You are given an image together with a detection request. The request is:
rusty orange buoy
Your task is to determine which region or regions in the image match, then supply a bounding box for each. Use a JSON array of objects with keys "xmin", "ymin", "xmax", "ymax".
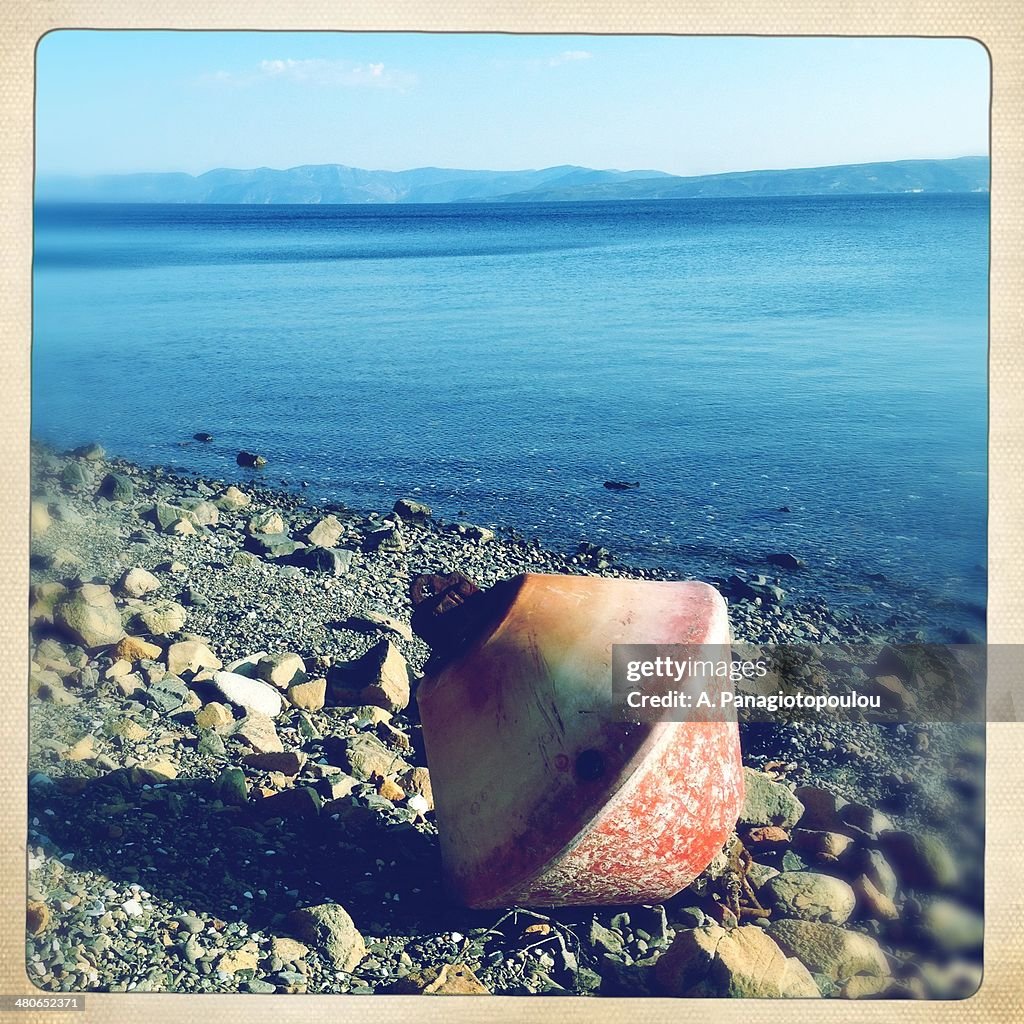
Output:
[{"xmin": 414, "ymin": 572, "xmax": 743, "ymax": 908}]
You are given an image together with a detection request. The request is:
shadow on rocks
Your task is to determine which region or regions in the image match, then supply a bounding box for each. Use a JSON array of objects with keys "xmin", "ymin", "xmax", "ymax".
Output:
[{"xmin": 28, "ymin": 769, "xmax": 468, "ymax": 939}]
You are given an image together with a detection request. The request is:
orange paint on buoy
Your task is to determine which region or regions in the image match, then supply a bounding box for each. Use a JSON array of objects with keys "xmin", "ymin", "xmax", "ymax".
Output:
[{"xmin": 415, "ymin": 573, "xmax": 743, "ymax": 907}]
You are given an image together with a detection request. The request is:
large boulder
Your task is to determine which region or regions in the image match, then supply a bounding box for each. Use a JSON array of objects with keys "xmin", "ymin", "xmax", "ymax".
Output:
[
  {"xmin": 766, "ymin": 919, "xmax": 890, "ymax": 983},
  {"xmin": 135, "ymin": 599, "xmax": 187, "ymax": 637},
  {"xmin": 213, "ymin": 485, "xmax": 251, "ymax": 512},
  {"xmin": 118, "ymin": 567, "xmax": 161, "ymax": 599},
  {"xmin": 740, "ymin": 768, "xmax": 805, "ymax": 827},
  {"xmin": 294, "ymin": 546, "xmax": 354, "ymax": 576},
  {"xmin": 246, "ymin": 510, "xmax": 286, "ymax": 536},
  {"xmin": 763, "ymin": 871, "xmax": 857, "ymax": 924},
  {"xmin": 98, "ymin": 472, "xmax": 134, "ymax": 503},
  {"xmin": 303, "ymin": 514, "xmax": 344, "ymax": 549},
  {"xmin": 328, "ymin": 638, "xmax": 411, "ymax": 713},
  {"xmin": 393, "ymin": 498, "xmax": 432, "ymax": 521},
  {"xmin": 879, "ymin": 830, "xmax": 959, "ymax": 892},
  {"xmin": 654, "ymin": 924, "xmax": 820, "ymax": 998},
  {"xmin": 54, "ymin": 586, "xmax": 125, "ymax": 648},
  {"xmin": 286, "ymin": 904, "xmax": 366, "ymax": 971}
]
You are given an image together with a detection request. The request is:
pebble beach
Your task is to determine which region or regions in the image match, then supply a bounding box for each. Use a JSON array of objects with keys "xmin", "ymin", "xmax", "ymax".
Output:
[{"xmin": 25, "ymin": 440, "xmax": 985, "ymax": 999}]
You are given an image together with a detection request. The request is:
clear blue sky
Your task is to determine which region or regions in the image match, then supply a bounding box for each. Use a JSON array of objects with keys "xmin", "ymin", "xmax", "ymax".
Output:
[{"xmin": 35, "ymin": 32, "xmax": 990, "ymax": 177}]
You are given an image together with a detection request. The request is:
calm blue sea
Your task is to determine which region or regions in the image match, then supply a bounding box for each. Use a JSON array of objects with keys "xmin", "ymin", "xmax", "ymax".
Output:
[{"xmin": 32, "ymin": 196, "xmax": 988, "ymax": 633}]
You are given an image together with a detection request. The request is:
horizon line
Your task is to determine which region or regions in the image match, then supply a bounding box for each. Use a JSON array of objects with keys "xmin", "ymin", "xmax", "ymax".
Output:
[{"xmin": 38, "ymin": 153, "xmax": 990, "ymax": 181}]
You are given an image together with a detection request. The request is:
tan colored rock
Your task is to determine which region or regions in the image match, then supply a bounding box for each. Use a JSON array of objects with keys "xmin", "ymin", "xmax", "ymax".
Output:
[
  {"xmin": 323, "ymin": 774, "xmax": 359, "ymax": 800},
  {"xmin": 27, "ymin": 900, "xmax": 50, "ymax": 936},
  {"xmin": 214, "ymin": 485, "xmax": 251, "ymax": 512},
  {"xmin": 358, "ymin": 639, "xmax": 411, "ymax": 713},
  {"xmin": 854, "ymin": 874, "xmax": 898, "ymax": 922},
  {"xmin": 397, "ymin": 767, "xmax": 434, "ymax": 811},
  {"xmin": 341, "ymin": 704, "xmax": 392, "ymax": 725},
  {"xmin": 65, "ymin": 735, "xmax": 97, "ymax": 762},
  {"xmin": 843, "ymin": 975, "xmax": 895, "ymax": 999},
  {"xmin": 118, "ymin": 567, "xmax": 161, "ymax": 598},
  {"xmin": 168, "ymin": 517, "xmax": 197, "ymax": 536},
  {"xmin": 54, "ymin": 588, "xmax": 125, "ymax": 648},
  {"xmin": 218, "ymin": 946, "xmax": 259, "ymax": 974},
  {"xmin": 257, "ymin": 652, "xmax": 307, "ymax": 690},
  {"xmin": 31, "ymin": 500, "xmax": 51, "ymax": 537},
  {"xmin": 792, "ymin": 829, "xmax": 853, "ymax": 864},
  {"xmin": 286, "ymin": 904, "xmax": 366, "ymax": 971},
  {"xmin": 305, "ymin": 514, "xmax": 344, "ymax": 548},
  {"xmin": 763, "ymin": 871, "xmax": 856, "ymax": 925},
  {"xmin": 113, "ymin": 635, "xmax": 163, "ymax": 662},
  {"xmin": 105, "ymin": 659, "xmax": 132, "ymax": 679},
  {"xmin": 376, "ymin": 777, "xmax": 405, "ymax": 802},
  {"xmin": 110, "ymin": 720, "xmax": 150, "ymax": 742},
  {"xmin": 187, "ymin": 500, "xmax": 220, "ymax": 526},
  {"xmin": 195, "ymin": 701, "xmax": 235, "ymax": 732},
  {"xmin": 333, "ymin": 733, "xmax": 410, "ymax": 781},
  {"xmin": 655, "ymin": 924, "xmax": 820, "ymax": 998},
  {"xmin": 270, "ymin": 936, "xmax": 309, "ymax": 963},
  {"xmin": 114, "ymin": 673, "xmax": 145, "ymax": 698},
  {"xmin": 135, "ymin": 599, "xmax": 187, "ymax": 637},
  {"xmin": 241, "ymin": 751, "xmax": 307, "ymax": 775},
  {"xmin": 137, "ymin": 757, "xmax": 178, "ymax": 780},
  {"xmin": 287, "ymin": 677, "xmax": 326, "ymax": 711},
  {"xmin": 247, "ymin": 510, "xmax": 285, "ymax": 536},
  {"xmin": 870, "ymin": 674, "xmax": 916, "ymax": 711},
  {"xmin": 167, "ymin": 639, "xmax": 222, "ymax": 677},
  {"xmin": 767, "ymin": 919, "xmax": 890, "ymax": 983},
  {"xmin": 392, "ymin": 963, "xmax": 490, "ymax": 995},
  {"xmin": 232, "ymin": 712, "xmax": 283, "ymax": 753}
]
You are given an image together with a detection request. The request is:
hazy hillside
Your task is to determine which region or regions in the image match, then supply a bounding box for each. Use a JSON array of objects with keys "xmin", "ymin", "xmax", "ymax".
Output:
[
  {"xmin": 36, "ymin": 157, "xmax": 988, "ymax": 204},
  {"xmin": 487, "ymin": 157, "xmax": 990, "ymax": 202},
  {"xmin": 35, "ymin": 164, "xmax": 671, "ymax": 205}
]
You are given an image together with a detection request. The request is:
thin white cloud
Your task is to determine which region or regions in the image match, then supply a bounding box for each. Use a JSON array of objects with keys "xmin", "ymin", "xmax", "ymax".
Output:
[
  {"xmin": 491, "ymin": 50, "xmax": 594, "ymax": 71},
  {"xmin": 546, "ymin": 50, "xmax": 593, "ymax": 67},
  {"xmin": 202, "ymin": 58, "xmax": 416, "ymax": 90}
]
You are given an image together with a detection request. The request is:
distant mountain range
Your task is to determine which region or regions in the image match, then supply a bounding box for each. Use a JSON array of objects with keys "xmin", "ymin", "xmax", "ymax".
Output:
[{"xmin": 36, "ymin": 156, "xmax": 989, "ymax": 205}]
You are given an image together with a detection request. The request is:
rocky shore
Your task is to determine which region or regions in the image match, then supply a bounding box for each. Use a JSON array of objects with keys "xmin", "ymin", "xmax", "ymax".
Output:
[{"xmin": 26, "ymin": 442, "xmax": 984, "ymax": 998}]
